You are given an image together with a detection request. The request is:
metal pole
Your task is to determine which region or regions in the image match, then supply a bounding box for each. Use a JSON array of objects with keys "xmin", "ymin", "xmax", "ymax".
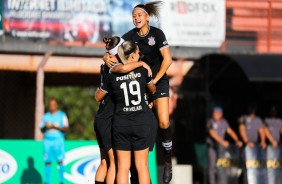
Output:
[{"xmin": 34, "ymin": 51, "xmax": 52, "ymax": 140}]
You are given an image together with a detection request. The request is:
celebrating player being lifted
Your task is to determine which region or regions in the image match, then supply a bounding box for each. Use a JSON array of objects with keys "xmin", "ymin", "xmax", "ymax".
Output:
[
  {"xmin": 96, "ymin": 39, "xmax": 156, "ymax": 184},
  {"xmin": 104, "ymin": 1, "xmax": 173, "ymax": 182}
]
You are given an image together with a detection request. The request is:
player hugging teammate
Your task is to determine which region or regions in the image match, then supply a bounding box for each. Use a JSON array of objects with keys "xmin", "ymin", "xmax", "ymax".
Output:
[
  {"xmin": 95, "ymin": 36, "xmax": 156, "ymax": 184},
  {"xmin": 104, "ymin": 1, "xmax": 173, "ymax": 183}
]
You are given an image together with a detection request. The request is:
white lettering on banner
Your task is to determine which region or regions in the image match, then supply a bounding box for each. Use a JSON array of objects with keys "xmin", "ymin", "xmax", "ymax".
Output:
[
  {"xmin": 160, "ymin": 0, "xmax": 225, "ymax": 47},
  {"xmin": 64, "ymin": 146, "xmax": 101, "ymax": 184},
  {"xmin": 0, "ymin": 149, "xmax": 18, "ymax": 183},
  {"xmin": 7, "ymin": 0, "xmax": 107, "ymax": 13}
]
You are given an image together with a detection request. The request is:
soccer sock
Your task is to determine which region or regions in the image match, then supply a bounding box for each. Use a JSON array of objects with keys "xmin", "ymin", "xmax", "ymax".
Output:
[
  {"xmin": 94, "ymin": 181, "xmax": 104, "ymax": 184},
  {"xmin": 160, "ymin": 127, "xmax": 173, "ymax": 163},
  {"xmin": 59, "ymin": 164, "xmax": 64, "ymax": 183},
  {"xmin": 45, "ymin": 165, "xmax": 51, "ymax": 184}
]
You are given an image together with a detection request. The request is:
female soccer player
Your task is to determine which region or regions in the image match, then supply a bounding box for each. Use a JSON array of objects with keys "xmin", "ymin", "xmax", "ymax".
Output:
[
  {"xmin": 94, "ymin": 36, "xmax": 152, "ymax": 184},
  {"xmin": 104, "ymin": 1, "xmax": 173, "ymax": 182},
  {"xmin": 96, "ymin": 40, "xmax": 156, "ymax": 184}
]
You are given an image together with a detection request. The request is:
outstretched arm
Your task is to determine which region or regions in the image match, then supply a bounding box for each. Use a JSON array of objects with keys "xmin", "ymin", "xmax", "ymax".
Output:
[
  {"xmin": 153, "ymin": 47, "xmax": 172, "ymax": 84},
  {"xmin": 111, "ymin": 62, "xmax": 152, "ymax": 77}
]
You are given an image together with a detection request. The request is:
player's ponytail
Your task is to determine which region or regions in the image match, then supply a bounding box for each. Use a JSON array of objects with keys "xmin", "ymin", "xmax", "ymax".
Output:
[
  {"xmin": 118, "ymin": 41, "xmax": 138, "ymax": 80},
  {"xmin": 103, "ymin": 36, "xmax": 120, "ymax": 51},
  {"xmin": 134, "ymin": 1, "xmax": 163, "ymax": 19}
]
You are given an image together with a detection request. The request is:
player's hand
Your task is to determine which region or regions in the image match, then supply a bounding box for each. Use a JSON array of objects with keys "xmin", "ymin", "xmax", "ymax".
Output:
[
  {"xmin": 141, "ymin": 62, "xmax": 152, "ymax": 77},
  {"xmin": 45, "ymin": 123, "xmax": 53, "ymax": 129},
  {"xmin": 104, "ymin": 53, "xmax": 118, "ymax": 67},
  {"xmin": 247, "ymin": 141, "xmax": 255, "ymax": 148},
  {"xmin": 222, "ymin": 141, "xmax": 229, "ymax": 148},
  {"xmin": 260, "ymin": 141, "xmax": 266, "ymax": 149},
  {"xmin": 236, "ymin": 141, "xmax": 243, "ymax": 147},
  {"xmin": 148, "ymin": 102, "xmax": 153, "ymax": 109},
  {"xmin": 271, "ymin": 140, "xmax": 278, "ymax": 148}
]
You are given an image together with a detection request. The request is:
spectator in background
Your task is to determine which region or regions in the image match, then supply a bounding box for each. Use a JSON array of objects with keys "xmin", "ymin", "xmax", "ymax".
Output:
[
  {"xmin": 41, "ymin": 98, "xmax": 69, "ymax": 184},
  {"xmin": 239, "ymin": 105, "xmax": 266, "ymax": 184},
  {"xmin": 206, "ymin": 107, "xmax": 242, "ymax": 184},
  {"xmin": 264, "ymin": 106, "xmax": 282, "ymax": 184}
]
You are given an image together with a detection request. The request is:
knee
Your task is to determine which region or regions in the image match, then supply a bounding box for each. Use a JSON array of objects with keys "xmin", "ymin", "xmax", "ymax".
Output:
[
  {"xmin": 159, "ymin": 120, "xmax": 170, "ymax": 129},
  {"xmin": 135, "ymin": 161, "xmax": 148, "ymax": 172},
  {"xmin": 118, "ymin": 163, "xmax": 130, "ymax": 172}
]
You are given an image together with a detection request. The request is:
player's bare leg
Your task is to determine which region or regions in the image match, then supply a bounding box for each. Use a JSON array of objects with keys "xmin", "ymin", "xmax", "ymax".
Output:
[
  {"xmin": 106, "ymin": 148, "xmax": 116, "ymax": 184},
  {"xmin": 95, "ymin": 148, "xmax": 108, "ymax": 183},
  {"xmin": 154, "ymin": 97, "xmax": 173, "ymax": 183},
  {"xmin": 116, "ymin": 150, "xmax": 131, "ymax": 184},
  {"xmin": 134, "ymin": 148, "xmax": 150, "ymax": 184}
]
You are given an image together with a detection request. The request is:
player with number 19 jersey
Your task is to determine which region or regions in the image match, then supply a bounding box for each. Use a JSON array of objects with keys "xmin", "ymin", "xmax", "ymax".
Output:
[{"xmin": 101, "ymin": 67, "xmax": 153, "ymax": 150}]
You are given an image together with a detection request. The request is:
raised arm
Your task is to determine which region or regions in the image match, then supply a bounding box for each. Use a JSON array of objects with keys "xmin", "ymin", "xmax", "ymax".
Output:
[
  {"xmin": 103, "ymin": 52, "xmax": 119, "ymax": 68},
  {"xmin": 153, "ymin": 47, "xmax": 172, "ymax": 84}
]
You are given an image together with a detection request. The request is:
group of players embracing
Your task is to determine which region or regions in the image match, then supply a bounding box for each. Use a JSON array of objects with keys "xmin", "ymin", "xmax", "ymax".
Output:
[{"xmin": 93, "ymin": 1, "xmax": 173, "ymax": 184}]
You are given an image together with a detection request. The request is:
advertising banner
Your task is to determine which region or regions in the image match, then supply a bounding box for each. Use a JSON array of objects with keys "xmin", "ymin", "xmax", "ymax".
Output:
[
  {"xmin": 2, "ymin": 0, "xmax": 152, "ymax": 44},
  {"xmin": 0, "ymin": 1, "xmax": 3, "ymax": 35},
  {"xmin": 160, "ymin": 0, "xmax": 226, "ymax": 47},
  {"xmin": 0, "ymin": 140, "xmax": 158, "ymax": 184}
]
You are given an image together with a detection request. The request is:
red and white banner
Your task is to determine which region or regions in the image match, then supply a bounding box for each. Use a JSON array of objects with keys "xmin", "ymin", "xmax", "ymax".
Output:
[{"xmin": 160, "ymin": 0, "xmax": 226, "ymax": 47}]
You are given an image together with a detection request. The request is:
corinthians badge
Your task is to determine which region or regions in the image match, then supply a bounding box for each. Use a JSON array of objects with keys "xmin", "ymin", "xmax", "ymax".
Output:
[{"xmin": 148, "ymin": 36, "xmax": 156, "ymax": 46}]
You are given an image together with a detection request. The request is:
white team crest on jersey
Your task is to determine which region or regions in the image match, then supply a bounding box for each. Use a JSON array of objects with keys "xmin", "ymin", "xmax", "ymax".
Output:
[{"xmin": 148, "ymin": 36, "xmax": 156, "ymax": 46}]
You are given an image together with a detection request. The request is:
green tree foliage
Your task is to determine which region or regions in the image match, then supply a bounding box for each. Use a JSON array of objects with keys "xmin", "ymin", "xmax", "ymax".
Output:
[{"xmin": 44, "ymin": 86, "xmax": 99, "ymax": 140}]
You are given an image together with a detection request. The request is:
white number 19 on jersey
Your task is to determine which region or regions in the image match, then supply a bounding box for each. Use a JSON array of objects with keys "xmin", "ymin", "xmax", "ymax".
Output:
[{"xmin": 120, "ymin": 81, "xmax": 141, "ymax": 106}]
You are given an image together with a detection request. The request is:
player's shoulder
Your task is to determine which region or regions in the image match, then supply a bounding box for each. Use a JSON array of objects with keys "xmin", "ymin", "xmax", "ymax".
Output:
[
  {"xmin": 44, "ymin": 112, "xmax": 51, "ymax": 118},
  {"xmin": 122, "ymin": 28, "xmax": 137, "ymax": 40},
  {"xmin": 57, "ymin": 110, "xmax": 67, "ymax": 116},
  {"xmin": 150, "ymin": 26, "xmax": 165, "ymax": 34}
]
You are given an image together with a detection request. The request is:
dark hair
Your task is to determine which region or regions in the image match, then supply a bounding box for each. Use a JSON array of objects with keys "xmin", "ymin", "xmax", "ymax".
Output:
[
  {"xmin": 49, "ymin": 97, "xmax": 58, "ymax": 103},
  {"xmin": 134, "ymin": 1, "xmax": 163, "ymax": 19},
  {"xmin": 103, "ymin": 36, "xmax": 121, "ymax": 50}
]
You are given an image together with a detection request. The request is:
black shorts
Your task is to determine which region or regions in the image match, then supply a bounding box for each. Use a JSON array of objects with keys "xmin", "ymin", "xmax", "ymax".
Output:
[
  {"xmin": 113, "ymin": 124, "xmax": 150, "ymax": 151},
  {"xmin": 151, "ymin": 77, "xmax": 169, "ymax": 101},
  {"xmin": 94, "ymin": 117, "xmax": 112, "ymax": 152}
]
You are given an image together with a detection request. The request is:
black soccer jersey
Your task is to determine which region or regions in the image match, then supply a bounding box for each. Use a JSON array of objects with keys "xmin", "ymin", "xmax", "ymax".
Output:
[
  {"xmin": 122, "ymin": 26, "xmax": 169, "ymax": 78},
  {"xmin": 95, "ymin": 64, "xmax": 115, "ymax": 119},
  {"xmin": 101, "ymin": 67, "xmax": 153, "ymax": 126}
]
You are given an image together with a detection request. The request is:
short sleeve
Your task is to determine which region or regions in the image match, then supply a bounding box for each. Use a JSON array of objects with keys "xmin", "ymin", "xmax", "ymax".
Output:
[
  {"xmin": 223, "ymin": 120, "xmax": 230, "ymax": 130},
  {"xmin": 257, "ymin": 118, "xmax": 263, "ymax": 128},
  {"xmin": 263, "ymin": 119, "xmax": 269, "ymax": 127},
  {"xmin": 62, "ymin": 113, "xmax": 69, "ymax": 128},
  {"xmin": 40, "ymin": 115, "xmax": 46, "ymax": 128},
  {"xmin": 206, "ymin": 120, "xmax": 213, "ymax": 131},
  {"xmin": 238, "ymin": 116, "xmax": 245, "ymax": 125},
  {"xmin": 156, "ymin": 29, "xmax": 169, "ymax": 50}
]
